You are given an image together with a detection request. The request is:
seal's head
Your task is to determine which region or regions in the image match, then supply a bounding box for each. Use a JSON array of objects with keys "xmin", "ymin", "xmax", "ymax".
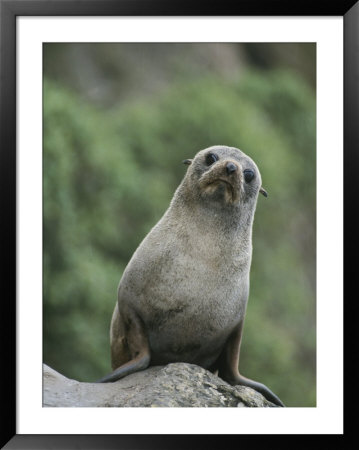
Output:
[{"xmin": 182, "ymin": 145, "xmax": 267, "ymax": 207}]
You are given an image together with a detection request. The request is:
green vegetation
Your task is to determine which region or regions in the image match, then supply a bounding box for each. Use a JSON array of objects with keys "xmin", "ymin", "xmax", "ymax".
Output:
[{"xmin": 43, "ymin": 68, "xmax": 316, "ymax": 406}]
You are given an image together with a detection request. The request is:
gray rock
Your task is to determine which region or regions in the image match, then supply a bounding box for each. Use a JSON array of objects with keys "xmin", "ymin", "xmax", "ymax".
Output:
[{"xmin": 43, "ymin": 363, "xmax": 278, "ymax": 407}]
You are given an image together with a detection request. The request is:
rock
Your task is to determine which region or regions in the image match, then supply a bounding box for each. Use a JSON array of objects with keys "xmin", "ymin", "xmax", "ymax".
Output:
[{"xmin": 43, "ymin": 363, "xmax": 279, "ymax": 408}]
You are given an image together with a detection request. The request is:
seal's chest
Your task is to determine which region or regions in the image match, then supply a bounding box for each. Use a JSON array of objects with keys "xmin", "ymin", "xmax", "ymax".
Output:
[
  {"xmin": 147, "ymin": 286, "xmax": 244, "ymax": 339},
  {"xmin": 147, "ymin": 299, "xmax": 241, "ymax": 367}
]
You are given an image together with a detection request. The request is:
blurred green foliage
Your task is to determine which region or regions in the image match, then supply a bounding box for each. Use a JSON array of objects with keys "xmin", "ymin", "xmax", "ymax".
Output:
[{"xmin": 43, "ymin": 67, "xmax": 316, "ymax": 406}]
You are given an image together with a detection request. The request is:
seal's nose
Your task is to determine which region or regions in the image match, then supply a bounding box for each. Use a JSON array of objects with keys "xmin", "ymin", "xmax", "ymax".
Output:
[{"xmin": 226, "ymin": 162, "xmax": 237, "ymax": 175}]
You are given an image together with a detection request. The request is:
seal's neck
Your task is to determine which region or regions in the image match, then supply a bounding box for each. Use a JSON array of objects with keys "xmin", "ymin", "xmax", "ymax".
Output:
[{"xmin": 168, "ymin": 184, "xmax": 257, "ymax": 254}]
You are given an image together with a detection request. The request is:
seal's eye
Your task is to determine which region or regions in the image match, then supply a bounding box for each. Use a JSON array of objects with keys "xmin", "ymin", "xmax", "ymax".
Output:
[
  {"xmin": 243, "ymin": 169, "xmax": 255, "ymax": 183},
  {"xmin": 205, "ymin": 153, "xmax": 218, "ymax": 166}
]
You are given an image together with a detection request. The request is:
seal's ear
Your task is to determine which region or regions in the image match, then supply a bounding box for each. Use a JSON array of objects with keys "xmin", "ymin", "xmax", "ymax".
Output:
[
  {"xmin": 182, "ymin": 159, "xmax": 193, "ymax": 166},
  {"xmin": 259, "ymin": 187, "xmax": 268, "ymax": 198}
]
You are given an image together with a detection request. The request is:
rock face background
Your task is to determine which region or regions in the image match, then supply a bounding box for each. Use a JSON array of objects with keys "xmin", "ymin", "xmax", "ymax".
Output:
[{"xmin": 43, "ymin": 363, "xmax": 277, "ymax": 408}]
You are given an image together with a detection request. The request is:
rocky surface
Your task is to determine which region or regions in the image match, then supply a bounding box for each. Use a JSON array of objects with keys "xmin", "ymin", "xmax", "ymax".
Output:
[{"xmin": 43, "ymin": 362, "xmax": 278, "ymax": 407}]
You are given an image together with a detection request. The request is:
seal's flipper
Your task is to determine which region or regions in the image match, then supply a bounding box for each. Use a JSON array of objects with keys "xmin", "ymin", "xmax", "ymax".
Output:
[
  {"xmin": 217, "ymin": 321, "xmax": 284, "ymax": 407},
  {"xmin": 232, "ymin": 374, "xmax": 285, "ymax": 407},
  {"xmin": 96, "ymin": 307, "xmax": 150, "ymax": 383},
  {"xmin": 96, "ymin": 352, "xmax": 150, "ymax": 383}
]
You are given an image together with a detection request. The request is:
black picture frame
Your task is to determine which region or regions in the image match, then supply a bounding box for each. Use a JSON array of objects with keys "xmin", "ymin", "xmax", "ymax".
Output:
[{"xmin": 1, "ymin": 1, "xmax": 357, "ymax": 448}]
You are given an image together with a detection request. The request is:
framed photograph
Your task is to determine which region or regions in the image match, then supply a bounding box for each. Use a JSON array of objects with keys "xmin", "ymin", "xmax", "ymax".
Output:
[{"xmin": 2, "ymin": 0, "xmax": 356, "ymax": 447}]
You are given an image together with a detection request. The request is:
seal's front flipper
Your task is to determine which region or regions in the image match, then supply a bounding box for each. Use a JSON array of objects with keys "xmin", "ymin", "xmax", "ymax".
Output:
[
  {"xmin": 217, "ymin": 321, "xmax": 285, "ymax": 407},
  {"xmin": 234, "ymin": 374, "xmax": 285, "ymax": 407},
  {"xmin": 96, "ymin": 308, "xmax": 150, "ymax": 383},
  {"xmin": 96, "ymin": 352, "xmax": 150, "ymax": 383}
]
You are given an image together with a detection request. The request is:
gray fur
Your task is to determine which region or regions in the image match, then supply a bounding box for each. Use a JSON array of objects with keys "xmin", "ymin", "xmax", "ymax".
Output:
[{"xmin": 112, "ymin": 145, "xmax": 263, "ymax": 369}]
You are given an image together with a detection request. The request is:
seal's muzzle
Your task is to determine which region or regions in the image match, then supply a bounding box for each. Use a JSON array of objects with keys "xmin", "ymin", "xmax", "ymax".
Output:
[{"xmin": 199, "ymin": 159, "xmax": 243, "ymax": 204}]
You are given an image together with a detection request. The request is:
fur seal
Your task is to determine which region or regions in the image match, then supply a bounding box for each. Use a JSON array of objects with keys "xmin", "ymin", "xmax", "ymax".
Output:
[{"xmin": 98, "ymin": 145, "xmax": 284, "ymax": 407}]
